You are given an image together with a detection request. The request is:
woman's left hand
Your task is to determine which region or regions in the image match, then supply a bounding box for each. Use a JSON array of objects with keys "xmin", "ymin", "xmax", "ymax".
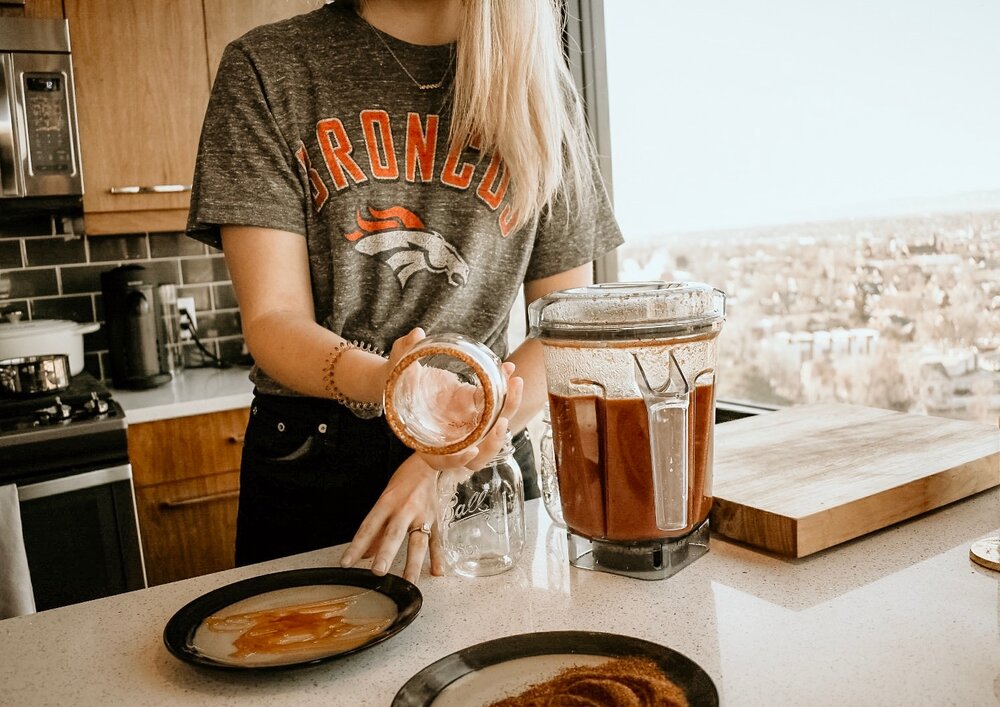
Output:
[{"xmin": 339, "ymin": 453, "xmax": 444, "ymax": 584}]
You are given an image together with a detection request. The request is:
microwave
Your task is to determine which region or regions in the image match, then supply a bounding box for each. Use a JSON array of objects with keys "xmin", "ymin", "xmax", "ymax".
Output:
[{"xmin": 0, "ymin": 18, "xmax": 83, "ymax": 203}]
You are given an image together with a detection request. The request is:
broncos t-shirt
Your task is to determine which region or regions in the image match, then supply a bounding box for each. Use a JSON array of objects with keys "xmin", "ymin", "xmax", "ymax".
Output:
[{"xmin": 187, "ymin": 3, "xmax": 623, "ymax": 397}]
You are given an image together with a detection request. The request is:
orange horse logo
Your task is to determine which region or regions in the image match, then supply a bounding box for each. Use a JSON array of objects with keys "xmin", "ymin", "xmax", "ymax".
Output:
[{"xmin": 345, "ymin": 206, "xmax": 469, "ymax": 289}]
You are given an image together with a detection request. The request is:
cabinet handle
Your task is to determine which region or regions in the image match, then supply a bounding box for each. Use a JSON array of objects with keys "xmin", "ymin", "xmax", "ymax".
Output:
[
  {"xmin": 160, "ymin": 489, "xmax": 239, "ymax": 510},
  {"xmin": 228, "ymin": 434, "xmax": 246, "ymax": 444},
  {"xmin": 108, "ymin": 184, "xmax": 192, "ymax": 194}
]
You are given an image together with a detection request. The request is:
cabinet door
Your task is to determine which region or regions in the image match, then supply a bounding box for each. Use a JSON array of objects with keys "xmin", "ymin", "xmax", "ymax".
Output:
[
  {"xmin": 135, "ymin": 471, "xmax": 239, "ymax": 586},
  {"xmin": 129, "ymin": 408, "xmax": 250, "ymax": 487},
  {"xmin": 203, "ymin": 0, "xmax": 322, "ymax": 83},
  {"xmin": 65, "ymin": 0, "xmax": 210, "ymax": 230}
]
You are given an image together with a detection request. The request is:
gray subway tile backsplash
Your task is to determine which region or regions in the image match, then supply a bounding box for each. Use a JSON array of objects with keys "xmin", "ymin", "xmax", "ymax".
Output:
[
  {"xmin": 178, "ymin": 284, "xmax": 212, "ymax": 311},
  {"xmin": 150, "ymin": 232, "xmax": 208, "ymax": 258},
  {"xmin": 83, "ymin": 326, "xmax": 107, "ymax": 352},
  {"xmin": 3, "ymin": 268, "xmax": 59, "ymax": 299},
  {"xmin": 0, "ymin": 225, "xmax": 245, "ymax": 383},
  {"xmin": 180, "ymin": 255, "xmax": 230, "ymax": 284},
  {"xmin": 0, "ymin": 214, "xmax": 54, "ymax": 239},
  {"xmin": 61, "ymin": 264, "xmax": 113, "ymax": 294},
  {"xmin": 140, "ymin": 259, "xmax": 182, "ymax": 286},
  {"xmin": 0, "ymin": 240, "xmax": 23, "ymax": 269},
  {"xmin": 87, "ymin": 234, "xmax": 150, "ymax": 262},
  {"xmin": 31, "ymin": 294, "xmax": 95, "ymax": 323},
  {"xmin": 213, "ymin": 283, "xmax": 238, "ymax": 309},
  {"xmin": 196, "ymin": 310, "xmax": 241, "ymax": 338},
  {"xmin": 24, "ymin": 235, "xmax": 87, "ymax": 266}
]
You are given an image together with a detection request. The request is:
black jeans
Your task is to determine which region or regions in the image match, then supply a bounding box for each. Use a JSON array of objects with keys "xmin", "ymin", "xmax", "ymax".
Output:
[{"xmin": 235, "ymin": 393, "xmax": 539, "ymax": 566}]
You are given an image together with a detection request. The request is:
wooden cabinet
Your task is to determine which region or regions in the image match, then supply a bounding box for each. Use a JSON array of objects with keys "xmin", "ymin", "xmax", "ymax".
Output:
[
  {"xmin": 203, "ymin": 0, "xmax": 323, "ymax": 84},
  {"xmin": 65, "ymin": 0, "xmax": 318, "ymax": 235},
  {"xmin": 65, "ymin": 0, "xmax": 210, "ymax": 235},
  {"xmin": 129, "ymin": 407, "xmax": 249, "ymax": 586},
  {"xmin": 134, "ymin": 471, "xmax": 240, "ymax": 587}
]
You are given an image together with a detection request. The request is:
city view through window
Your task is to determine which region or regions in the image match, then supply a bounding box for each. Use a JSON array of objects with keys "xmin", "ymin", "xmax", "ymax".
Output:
[
  {"xmin": 616, "ymin": 208, "xmax": 999, "ymax": 423},
  {"xmin": 601, "ymin": 0, "xmax": 999, "ymax": 424}
]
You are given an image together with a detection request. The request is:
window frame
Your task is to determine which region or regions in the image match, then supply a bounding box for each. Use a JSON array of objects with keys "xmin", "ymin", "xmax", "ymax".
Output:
[
  {"xmin": 563, "ymin": 0, "xmax": 617, "ymax": 284},
  {"xmin": 563, "ymin": 1, "xmax": 764, "ymax": 419}
]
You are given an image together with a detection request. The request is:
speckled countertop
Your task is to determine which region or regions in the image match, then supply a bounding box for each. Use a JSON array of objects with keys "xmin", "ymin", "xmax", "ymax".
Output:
[
  {"xmin": 111, "ymin": 366, "xmax": 255, "ymax": 423},
  {"xmin": 1, "ymin": 492, "xmax": 997, "ymax": 706}
]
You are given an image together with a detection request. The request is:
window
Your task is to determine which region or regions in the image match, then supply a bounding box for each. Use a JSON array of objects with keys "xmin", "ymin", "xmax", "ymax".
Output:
[{"xmin": 582, "ymin": 0, "xmax": 999, "ymax": 424}]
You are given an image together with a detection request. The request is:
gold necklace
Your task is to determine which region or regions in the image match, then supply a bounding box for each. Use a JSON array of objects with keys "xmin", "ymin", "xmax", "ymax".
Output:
[{"xmin": 364, "ymin": 21, "xmax": 455, "ymax": 91}]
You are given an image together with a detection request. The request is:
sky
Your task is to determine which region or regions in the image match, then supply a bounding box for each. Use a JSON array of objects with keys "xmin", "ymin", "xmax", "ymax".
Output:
[{"xmin": 602, "ymin": 0, "xmax": 1000, "ymax": 239}]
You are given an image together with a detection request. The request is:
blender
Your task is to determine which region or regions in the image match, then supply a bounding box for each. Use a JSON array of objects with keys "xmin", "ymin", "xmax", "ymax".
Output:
[{"xmin": 528, "ymin": 281, "xmax": 726, "ymax": 579}]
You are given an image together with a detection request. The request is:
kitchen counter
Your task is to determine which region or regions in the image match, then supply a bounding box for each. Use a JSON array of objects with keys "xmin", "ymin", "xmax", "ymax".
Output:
[
  {"xmin": 112, "ymin": 366, "xmax": 255, "ymax": 423},
  {"xmin": 1, "ymin": 491, "xmax": 997, "ymax": 706}
]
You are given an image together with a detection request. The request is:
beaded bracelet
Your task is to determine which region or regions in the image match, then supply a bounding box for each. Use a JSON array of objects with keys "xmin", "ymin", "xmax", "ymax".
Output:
[{"xmin": 323, "ymin": 340, "xmax": 386, "ymax": 419}]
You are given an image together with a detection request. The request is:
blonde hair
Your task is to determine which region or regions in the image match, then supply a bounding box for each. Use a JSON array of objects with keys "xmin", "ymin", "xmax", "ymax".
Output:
[
  {"xmin": 452, "ymin": 0, "xmax": 594, "ymax": 231},
  {"xmin": 351, "ymin": 0, "xmax": 594, "ymax": 232}
]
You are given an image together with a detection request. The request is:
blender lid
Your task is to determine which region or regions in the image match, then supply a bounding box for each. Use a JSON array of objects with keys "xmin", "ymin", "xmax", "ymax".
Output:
[{"xmin": 528, "ymin": 281, "xmax": 726, "ymax": 340}]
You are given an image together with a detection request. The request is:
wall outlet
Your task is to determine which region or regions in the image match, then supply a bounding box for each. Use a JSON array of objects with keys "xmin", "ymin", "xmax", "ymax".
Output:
[{"xmin": 177, "ymin": 297, "xmax": 197, "ymax": 341}]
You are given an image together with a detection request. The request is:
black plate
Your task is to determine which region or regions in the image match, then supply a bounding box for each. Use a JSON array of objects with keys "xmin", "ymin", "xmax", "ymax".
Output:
[
  {"xmin": 163, "ymin": 567, "xmax": 422, "ymax": 672},
  {"xmin": 392, "ymin": 630, "xmax": 718, "ymax": 706}
]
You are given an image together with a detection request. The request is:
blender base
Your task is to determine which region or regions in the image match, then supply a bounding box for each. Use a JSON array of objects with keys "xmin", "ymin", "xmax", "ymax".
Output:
[{"xmin": 566, "ymin": 519, "xmax": 710, "ymax": 580}]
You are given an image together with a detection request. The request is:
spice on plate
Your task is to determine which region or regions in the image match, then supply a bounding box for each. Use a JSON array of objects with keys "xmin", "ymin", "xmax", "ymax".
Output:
[{"xmin": 487, "ymin": 656, "xmax": 689, "ymax": 707}]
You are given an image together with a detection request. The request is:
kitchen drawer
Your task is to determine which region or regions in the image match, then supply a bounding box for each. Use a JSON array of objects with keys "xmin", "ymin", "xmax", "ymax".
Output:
[
  {"xmin": 128, "ymin": 408, "xmax": 249, "ymax": 487},
  {"xmin": 135, "ymin": 470, "xmax": 239, "ymax": 586}
]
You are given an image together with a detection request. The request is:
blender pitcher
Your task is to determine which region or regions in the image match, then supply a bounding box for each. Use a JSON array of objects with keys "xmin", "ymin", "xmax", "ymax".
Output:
[{"xmin": 528, "ymin": 281, "xmax": 726, "ymax": 580}]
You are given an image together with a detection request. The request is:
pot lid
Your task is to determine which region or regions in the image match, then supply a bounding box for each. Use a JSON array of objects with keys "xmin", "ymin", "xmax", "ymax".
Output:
[
  {"xmin": 528, "ymin": 281, "xmax": 727, "ymax": 340},
  {"xmin": 0, "ymin": 319, "xmax": 85, "ymax": 340}
]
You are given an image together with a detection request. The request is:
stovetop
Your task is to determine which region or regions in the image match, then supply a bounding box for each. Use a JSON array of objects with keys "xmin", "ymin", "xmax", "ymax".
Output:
[
  {"xmin": 0, "ymin": 372, "xmax": 129, "ymax": 484},
  {"xmin": 0, "ymin": 371, "xmax": 112, "ymax": 425}
]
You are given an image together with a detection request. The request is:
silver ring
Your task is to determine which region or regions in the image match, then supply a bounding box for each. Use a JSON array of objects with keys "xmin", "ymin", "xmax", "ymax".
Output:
[{"xmin": 408, "ymin": 522, "xmax": 432, "ymax": 537}]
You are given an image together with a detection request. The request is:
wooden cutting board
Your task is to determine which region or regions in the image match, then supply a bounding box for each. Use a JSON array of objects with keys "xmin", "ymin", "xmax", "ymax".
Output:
[{"xmin": 709, "ymin": 403, "xmax": 999, "ymax": 558}]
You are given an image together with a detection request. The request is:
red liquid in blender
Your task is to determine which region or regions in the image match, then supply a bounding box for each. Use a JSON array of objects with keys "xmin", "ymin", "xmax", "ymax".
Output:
[{"xmin": 549, "ymin": 381, "xmax": 715, "ymax": 541}]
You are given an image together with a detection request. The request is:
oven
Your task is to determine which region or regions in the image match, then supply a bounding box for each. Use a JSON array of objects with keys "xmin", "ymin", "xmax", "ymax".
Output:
[{"xmin": 0, "ymin": 374, "xmax": 146, "ymax": 612}]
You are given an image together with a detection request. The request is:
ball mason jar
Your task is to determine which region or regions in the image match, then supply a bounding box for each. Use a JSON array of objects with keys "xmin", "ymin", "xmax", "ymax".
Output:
[
  {"xmin": 539, "ymin": 405, "xmax": 565, "ymax": 528},
  {"xmin": 436, "ymin": 433, "xmax": 525, "ymax": 577}
]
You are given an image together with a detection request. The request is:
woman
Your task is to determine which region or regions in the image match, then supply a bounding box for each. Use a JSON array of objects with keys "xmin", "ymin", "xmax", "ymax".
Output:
[{"xmin": 186, "ymin": 0, "xmax": 622, "ymax": 583}]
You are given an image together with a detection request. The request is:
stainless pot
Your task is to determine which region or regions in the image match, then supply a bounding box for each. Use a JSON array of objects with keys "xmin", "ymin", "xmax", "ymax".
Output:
[
  {"xmin": 0, "ymin": 319, "xmax": 99, "ymax": 376},
  {"xmin": 0, "ymin": 355, "xmax": 71, "ymax": 395}
]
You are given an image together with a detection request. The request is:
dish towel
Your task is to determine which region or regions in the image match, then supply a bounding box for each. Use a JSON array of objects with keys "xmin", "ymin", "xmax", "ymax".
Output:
[{"xmin": 0, "ymin": 484, "xmax": 36, "ymax": 619}]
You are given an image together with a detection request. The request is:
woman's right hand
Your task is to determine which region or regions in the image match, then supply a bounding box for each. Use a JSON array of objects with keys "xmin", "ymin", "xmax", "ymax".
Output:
[{"xmin": 377, "ymin": 326, "xmax": 428, "ymax": 395}]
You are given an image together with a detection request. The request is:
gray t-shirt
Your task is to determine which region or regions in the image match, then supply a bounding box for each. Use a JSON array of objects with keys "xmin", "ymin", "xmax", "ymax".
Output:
[{"xmin": 187, "ymin": 4, "xmax": 623, "ymax": 396}]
